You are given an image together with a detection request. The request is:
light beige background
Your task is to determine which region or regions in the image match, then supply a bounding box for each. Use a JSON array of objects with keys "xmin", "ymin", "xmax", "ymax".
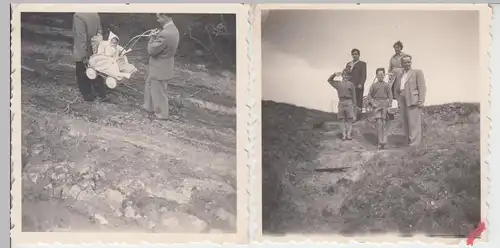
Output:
[
  {"xmin": 11, "ymin": 3, "xmax": 249, "ymax": 244},
  {"xmin": 255, "ymin": 4, "xmax": 491, "ymax": 243},
  {"xmin": 262, "ymin": 8, "xmax": 481, "ymax": 113}
]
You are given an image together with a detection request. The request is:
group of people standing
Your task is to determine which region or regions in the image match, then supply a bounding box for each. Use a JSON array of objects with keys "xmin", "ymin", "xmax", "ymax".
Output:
[
  {"xmin": 72, "ymin": 12, "xmax": 180, "ymax": 120},
  {"xmin": 327, "ymin": 41, "xmax": 427, "ymax": 149}
]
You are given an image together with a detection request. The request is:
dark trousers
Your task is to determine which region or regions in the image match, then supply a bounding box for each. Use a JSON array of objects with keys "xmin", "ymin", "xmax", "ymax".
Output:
[
  {"xmin": 75, "ymin": 61, "xmax": 107, "ymax": 100},
  {"xmin": 355, "ymin": 87, "xmax": 364, "ymax": 119}
]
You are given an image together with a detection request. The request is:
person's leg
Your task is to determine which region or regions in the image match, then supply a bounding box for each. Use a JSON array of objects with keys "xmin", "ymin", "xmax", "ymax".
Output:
[
  {"xmin": 346, "ymin": 103, "xmax": 355, "ymax": 140},
  {"xmin": 75, "ymin": 61, "xmax": 93, "ymax": 101},
  {"xmin": 381, "ymin": 108, "xmax": 388, "ymax": 146},
  {"xmin": 340, "ymin": 120, "xmax": 347, "ymax": 141},
  {"xmin": 149, "ymin": 79, "xmax": 170, "ymax": 119},
  {"xmin": 346, "ymin": 102, "xmax": 357, "ymax": 140},
  {"xmin": 338, "ymin": 103, "xmax": 347, "ymax": 140},
  {"xmin": 397, "ymin": 95, "xmax": 410, "ymax": 142},
  {"xmin": 408, "ymin": 105, "xmax": 423, "ymax": 146},
  {"xmin": 143, "ymin": 77, "xmax": 154, "ymax": 112},
  {"xmin": 382, "ymin": 119, "xmax": 389, "ymax": 145},
  {"xmin": 92, "ymin": 76, "xmax": 108, "ymax": 101},
  {"xmin": 356, "ymin": 87, "xmax": 364, "ymax": 120},
  {"xmin": 382, "ymin": 119, "xmax": 388, "ymax": 145},
  {"xmin": 376, "ymin": 118, "xmax": 383, "ymax": 146},
  {"xmin": 346, "ymin": 119, "xmax": 353, "ymax": 140}
]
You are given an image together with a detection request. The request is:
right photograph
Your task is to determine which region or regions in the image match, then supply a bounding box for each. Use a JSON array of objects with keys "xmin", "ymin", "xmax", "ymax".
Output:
[{"xmin": 260, "ymin": 5, "xmax": 490, "ymax": 239}]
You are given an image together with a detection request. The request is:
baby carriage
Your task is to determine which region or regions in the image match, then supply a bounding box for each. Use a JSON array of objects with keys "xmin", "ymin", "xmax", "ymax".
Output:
[{"xmin": 84, "ymin": 29, "xmax": 160, "ymax": 89}]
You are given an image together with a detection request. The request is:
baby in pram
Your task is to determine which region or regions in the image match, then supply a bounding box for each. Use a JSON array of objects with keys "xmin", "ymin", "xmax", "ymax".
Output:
[{"xmin": 88, "ymin": 31, "xmax": 137, "ymax": 81}]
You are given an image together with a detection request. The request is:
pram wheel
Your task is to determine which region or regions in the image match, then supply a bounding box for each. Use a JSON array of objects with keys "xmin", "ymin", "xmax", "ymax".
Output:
[
  {"xmin": 86, "ymin": 68, "xmax": 97, "ymax": 80},
  {"xmin": 105, "ymin": 77, "xmax": 118, "ymax": 89}
]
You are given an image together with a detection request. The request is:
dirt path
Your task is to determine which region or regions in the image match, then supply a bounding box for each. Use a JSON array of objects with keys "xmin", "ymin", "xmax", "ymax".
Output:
[
  {"xmin": 263, "ymin": 119, "xmax": 403, "ymax": 234},
  {"xmin": 262, "ymin": 101, "xmax": 481, "ymax": 236},
  {"xmin": 21, "ymin": 17, "xmax": 237, "ymax": 233}
]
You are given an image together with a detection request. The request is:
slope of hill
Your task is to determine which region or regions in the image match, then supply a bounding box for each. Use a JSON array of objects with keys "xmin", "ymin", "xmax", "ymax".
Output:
[
  {"xmin": 262, "ymin": 101, "xmax": 481, "ymax": 236},
  {"xmin": 20, "ymin": 14, "xmax": 237, "ymax": 233}
]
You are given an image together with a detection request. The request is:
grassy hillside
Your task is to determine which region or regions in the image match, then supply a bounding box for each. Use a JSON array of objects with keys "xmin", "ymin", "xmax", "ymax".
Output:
[
  {"xmin": 262, "ymin": 101, "xmax": 481, "ymax": 236},
  {"xmin": 20, "ymin": 13, "xmax": 237, "ymax": 232}
]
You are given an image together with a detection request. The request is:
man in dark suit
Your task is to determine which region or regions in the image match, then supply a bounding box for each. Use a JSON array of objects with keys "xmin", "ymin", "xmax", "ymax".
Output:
[
  {"xmin": 345, "ymin": 48, "xmax": 367, "ymax": 120},
  {"xmin": 72, "ymin": 12, "xmax": 108, "ymax": 102},
  {"xmin": 389, "ymin": 55, "xmax": 427, "ymax": 147}
]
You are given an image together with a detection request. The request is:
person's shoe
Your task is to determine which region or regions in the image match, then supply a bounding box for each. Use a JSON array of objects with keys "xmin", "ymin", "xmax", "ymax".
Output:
[
  {"xmin": 153, "ymin": 114, "xmax": 179, "ymax": 121},
  {"xmin": 82, "ymin": 95, "xmax": 94, "ymax": 102},
  {"xmin": 341, "ymin": 135, "xmax": 347, "ymax": 141},
  {"xmin": 141, "ymin": 105, "xmax": 154, "ymax": 113},
  {"xmin": 96, "ymin": 95, "xmax": 110, "ymax": 102},
  {"xmin": 346, "ymin": 136, "xmax": 352, "ymax": 140},
  {"xmin": 153, "ymin": 114, "xmax": 169, "ymax": 120}
]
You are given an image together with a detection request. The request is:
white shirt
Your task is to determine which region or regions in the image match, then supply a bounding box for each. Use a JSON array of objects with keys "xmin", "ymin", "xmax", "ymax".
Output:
[
  {"xmin": 348, "ymin": 60, "xmax": 359, "ymax": 70},
  {"xmin": 400, "ymin": 70, "xmax": 410, "ymax": 91}
]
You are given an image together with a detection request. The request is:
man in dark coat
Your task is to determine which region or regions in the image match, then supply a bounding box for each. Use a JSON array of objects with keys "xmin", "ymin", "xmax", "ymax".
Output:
[
  {"xmin": 345, "ymin": 48, "xmax": 367, "ymax": 120},
  {"xmin": 72, "ymin": 12, "xmax": 108, "ymax": 102}
]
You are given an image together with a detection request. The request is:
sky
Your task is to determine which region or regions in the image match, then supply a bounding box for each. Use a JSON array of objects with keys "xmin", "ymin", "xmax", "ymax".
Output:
[{"xmin": 261, "ymin": 10, "xmax": 481, "ymax": 112}]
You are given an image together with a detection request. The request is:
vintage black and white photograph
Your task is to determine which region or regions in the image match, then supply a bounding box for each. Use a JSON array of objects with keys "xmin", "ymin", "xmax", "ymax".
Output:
[
  {"xmin": 14, "ymin": 4, "xmax": 244, "ymax": 238},
  {"xmin": 261, "ymin": 5, "xmax": 490, "ymax": 240}
]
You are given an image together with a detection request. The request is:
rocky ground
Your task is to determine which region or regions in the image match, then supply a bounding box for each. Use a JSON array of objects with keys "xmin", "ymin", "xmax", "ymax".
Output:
[
  {"xmin": 20, "ymin": 14, "xmax": 237, "ymax": 233},
  {"xmin": 262, "ymin": 101, "xmax": 481, "ymax": 237}
]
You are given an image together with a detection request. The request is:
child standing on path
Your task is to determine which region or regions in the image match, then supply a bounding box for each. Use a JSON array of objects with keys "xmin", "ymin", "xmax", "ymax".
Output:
[
  {"xmin": 328, "ymin": 69, "xmax": 357, "ymax": 141},
  {"xmin": 367, "ymin": 68, "xmax": 393, "ymax": 149}
]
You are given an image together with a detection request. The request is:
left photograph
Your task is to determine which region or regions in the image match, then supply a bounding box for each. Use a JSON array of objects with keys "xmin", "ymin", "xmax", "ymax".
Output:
[{"xmin": 11, "ymin": 4, "xmax": 247, "ymax": 243}]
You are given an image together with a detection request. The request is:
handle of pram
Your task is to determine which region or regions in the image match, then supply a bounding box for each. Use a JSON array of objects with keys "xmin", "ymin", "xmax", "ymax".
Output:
[{"xmin": 119, "ymin": 29, "xmax": 161, "ymax": 56}]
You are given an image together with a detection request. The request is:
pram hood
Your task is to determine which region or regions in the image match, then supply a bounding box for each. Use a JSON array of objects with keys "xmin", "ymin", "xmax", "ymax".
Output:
[
  {"xmin": 93, "ymin": 31, "xmax": 125, "ymax": 56},
  {"xmin": 108, "ymin": 31, "xmax": 119, "ymax": 42}
]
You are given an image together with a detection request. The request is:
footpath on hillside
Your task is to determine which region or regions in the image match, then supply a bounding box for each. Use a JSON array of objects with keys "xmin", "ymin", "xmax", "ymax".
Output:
[{"xmin": 262, "ymin": 101, "xmax": 481, "ymax": 236}]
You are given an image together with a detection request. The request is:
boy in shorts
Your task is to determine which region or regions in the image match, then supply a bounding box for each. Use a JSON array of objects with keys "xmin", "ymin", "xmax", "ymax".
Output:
[
  {"xmin": 367, "ymin": 68, "xmax": 393, "ymax": 149},
  {"xmin": 327, "ymin": 69, "xmax": 357, "ymax": 141}
]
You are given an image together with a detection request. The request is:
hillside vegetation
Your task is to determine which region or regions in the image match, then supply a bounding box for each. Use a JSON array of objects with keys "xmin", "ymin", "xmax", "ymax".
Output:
[{"xmin": 262, "ymin": 101, "xmax": 481, "ymax": 236}]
